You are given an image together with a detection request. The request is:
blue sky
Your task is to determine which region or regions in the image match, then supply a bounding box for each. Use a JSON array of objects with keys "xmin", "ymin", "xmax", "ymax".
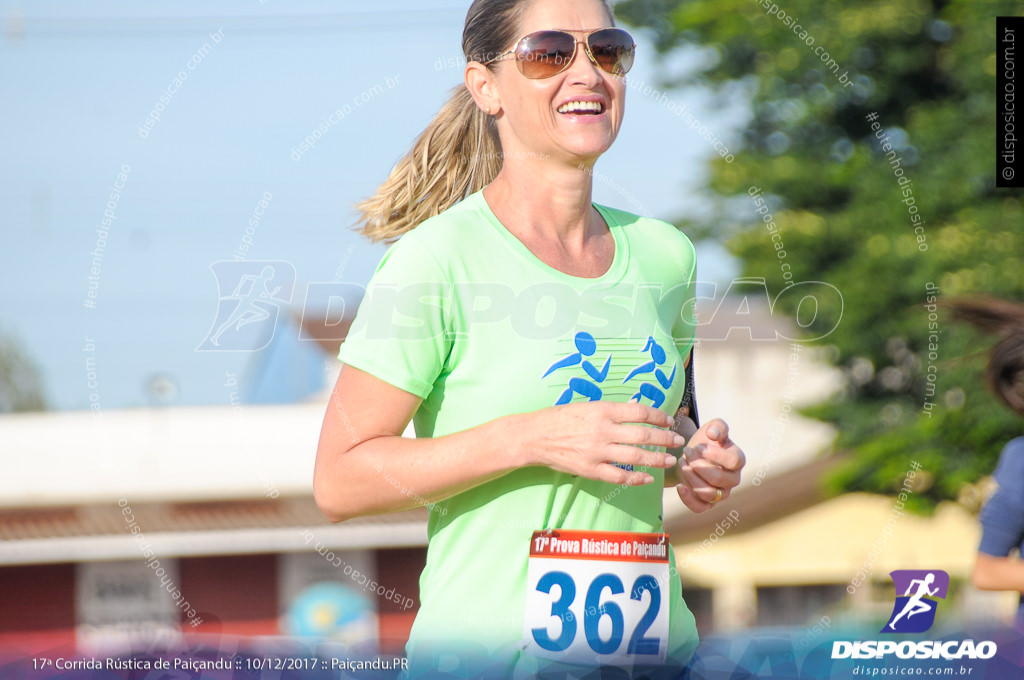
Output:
[{"xmin": 0, "ymin": 1, "xmax": 746, "ymax": 411}]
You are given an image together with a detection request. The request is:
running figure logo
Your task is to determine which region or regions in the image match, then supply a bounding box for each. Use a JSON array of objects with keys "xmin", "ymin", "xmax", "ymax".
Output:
[
  {"xmin": 542, "ymin": 331, "xmax": 612, "ymax": 405},
  {"xmin": 197, "ymin": 260, "xmax": 296, "ymax": 351},
  {"xmin": 881, "ymin": 570, "xmax": 949, "ymax": 633},
  {"xmin": 622, "ymin": 336, "xmax": 676, "ymax": 408}
]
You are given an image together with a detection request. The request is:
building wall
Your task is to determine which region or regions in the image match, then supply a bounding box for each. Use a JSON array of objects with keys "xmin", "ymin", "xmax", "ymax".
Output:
[
  {"xmin": 0, "ymin": 546, "xmax": 427, "ymax": 656},
  {"xmin": 0, "ymin": 563, "xmax": 76, "ymax": 654},
  {"xmin": 182, "ymin": 553, "xmax": 279, "ymax": 636}
]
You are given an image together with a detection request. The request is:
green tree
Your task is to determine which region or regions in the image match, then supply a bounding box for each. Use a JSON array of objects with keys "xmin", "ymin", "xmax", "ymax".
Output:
[
  {"xmin": 0, "ymin": 328, "xmax": 48, "ymax": 412},
  {"xmin": 617, "ymin": 0, "xmax": 1024, "ymax": 511}
]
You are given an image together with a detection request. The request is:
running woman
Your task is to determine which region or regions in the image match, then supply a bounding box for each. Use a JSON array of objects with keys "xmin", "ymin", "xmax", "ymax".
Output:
[{"xmin": 314, "ymin": 0, "xmax": 747, "ymax": 676}]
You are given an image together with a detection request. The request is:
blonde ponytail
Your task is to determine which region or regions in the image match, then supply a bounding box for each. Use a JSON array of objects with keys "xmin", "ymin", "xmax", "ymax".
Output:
[{"xmin": 354, "ymin": 86, "xmax": 502, "ymax": 243}]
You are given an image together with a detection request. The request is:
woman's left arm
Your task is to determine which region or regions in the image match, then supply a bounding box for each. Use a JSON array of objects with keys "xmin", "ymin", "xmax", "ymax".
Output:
[
  {"xmin": 664, "ymin": 406, "xmax": 696, "ymax": 488},
  {"xmin": 662, "ymin": 252, "xmax": 745, "ymax": 510},
  {"xmin": 665, "ymin": 416, "xmax": 746, "ymax": 513}
]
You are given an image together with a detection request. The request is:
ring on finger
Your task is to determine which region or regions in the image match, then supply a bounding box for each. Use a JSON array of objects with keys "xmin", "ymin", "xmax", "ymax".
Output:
[{"xmin": 709, "ymin": 488, "xmax": 723, "ymax": 505}]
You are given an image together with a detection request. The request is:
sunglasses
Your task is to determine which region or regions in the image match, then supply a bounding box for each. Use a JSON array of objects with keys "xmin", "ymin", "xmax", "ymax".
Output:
[{"xmin": 483, "ymin": 28, "xmax": 636, "ymax": 79}]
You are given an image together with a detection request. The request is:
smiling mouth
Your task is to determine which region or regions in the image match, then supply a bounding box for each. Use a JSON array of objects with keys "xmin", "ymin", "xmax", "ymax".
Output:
[{"xmin": 557, "ymin": 100, "xmax": 605, "ymax": 115}]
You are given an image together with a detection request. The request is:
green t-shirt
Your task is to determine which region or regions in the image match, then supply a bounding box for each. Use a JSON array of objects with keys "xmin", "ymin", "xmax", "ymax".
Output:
[{"xmin": 338, "ymin": 189, "xmax": 699, "ymax": 676}]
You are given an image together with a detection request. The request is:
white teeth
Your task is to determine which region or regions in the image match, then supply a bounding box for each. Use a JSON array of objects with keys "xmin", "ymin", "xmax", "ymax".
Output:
[{"xmin": 557, "ymin": 100, "xmax": 603, "ymax": 114}]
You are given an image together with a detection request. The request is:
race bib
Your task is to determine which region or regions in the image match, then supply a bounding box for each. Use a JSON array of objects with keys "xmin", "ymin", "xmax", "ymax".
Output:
[{"xmin": 522, "ymin": 530, "xmax": 670, "ymax": 668}]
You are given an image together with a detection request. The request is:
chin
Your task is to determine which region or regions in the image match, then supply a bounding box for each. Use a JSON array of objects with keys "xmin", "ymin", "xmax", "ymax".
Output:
[{"xmin": 563, "ymin": 135, "xmax": 616, "ymax": 158}]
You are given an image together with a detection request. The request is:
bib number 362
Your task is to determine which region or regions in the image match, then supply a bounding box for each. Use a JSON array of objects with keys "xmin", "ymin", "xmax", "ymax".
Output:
[{"xmin": 522, "ymin": 530, "xmax": 670, "ymax": 667}]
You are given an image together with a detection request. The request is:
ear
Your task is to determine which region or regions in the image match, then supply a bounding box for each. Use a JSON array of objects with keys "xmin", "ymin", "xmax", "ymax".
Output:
[{"xmin": 465, "ymin": 62, "xmax": 500, "ymax": 115}]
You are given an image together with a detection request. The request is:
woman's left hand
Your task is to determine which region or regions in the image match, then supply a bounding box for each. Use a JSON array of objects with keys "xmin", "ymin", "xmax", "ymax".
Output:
[{"xmin": 675, "ymin": 418, "xmax": 745, "ymax": 513}]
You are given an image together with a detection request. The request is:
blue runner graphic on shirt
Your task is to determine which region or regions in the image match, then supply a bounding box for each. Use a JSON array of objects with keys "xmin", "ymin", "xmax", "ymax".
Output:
[
  {"xmin": 621, "ymin": 336, "xmax": 676, "ymax": 408},
  {"xmin": 542, "ymin": 334, "xmax": 678, "ymax": 474},
  {"xmin": 542, "ymin": 331, "xmax": 612, "ymax": 405}
]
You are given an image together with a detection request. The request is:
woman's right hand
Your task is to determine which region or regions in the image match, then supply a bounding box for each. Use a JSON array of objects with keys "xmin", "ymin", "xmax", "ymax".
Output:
[
  {"xmin": 518, "ymin": 400, "xmax": 685, "ymax": 486},
  {"xmin": 316, "ymin": 365, "xmax": 682, "ymax": 522}
]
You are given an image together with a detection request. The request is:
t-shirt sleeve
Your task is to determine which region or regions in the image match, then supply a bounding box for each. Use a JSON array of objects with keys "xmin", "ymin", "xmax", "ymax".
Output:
[
  {"xmin": 979, "ymin": 438, "xmax": 1024, "ymax": 556},
  {"xmin": 337, "ymin": 234, "xmax": 452, "ymax": 400},
  {"xmin": 670, "ymin": 233, "xmax": 698, "ymax": 356}
]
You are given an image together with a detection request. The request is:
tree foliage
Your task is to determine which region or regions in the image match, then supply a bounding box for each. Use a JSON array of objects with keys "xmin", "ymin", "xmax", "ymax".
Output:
[
  {"xmin": 617, "ymin": 0, "xmax": 1024, "ymax": 510},
  {"xmin": 0, "ymin": 328, "xmax": 48, "ymax": 413}
]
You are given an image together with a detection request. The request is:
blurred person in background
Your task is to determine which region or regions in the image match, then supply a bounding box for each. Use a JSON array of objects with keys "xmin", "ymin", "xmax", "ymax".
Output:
[{"xmin": 951, "ymin": 297, "xmax": 1024, "ymax": 628}]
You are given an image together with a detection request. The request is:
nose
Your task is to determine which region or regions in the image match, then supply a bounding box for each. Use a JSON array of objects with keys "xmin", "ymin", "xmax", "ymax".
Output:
[{"xmin": 565, "ymin": 40, "xmax": 603, "ymax": 86}]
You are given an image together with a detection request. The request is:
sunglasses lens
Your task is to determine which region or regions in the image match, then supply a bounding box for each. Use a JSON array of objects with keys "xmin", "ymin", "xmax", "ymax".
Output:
[
  {"xmin": 588, "ymin": 28, "xmax": 635, "ymax": 76},
  {"xmin": 517, "ymin": 31, "xmax": 578, "ymax": 78}
]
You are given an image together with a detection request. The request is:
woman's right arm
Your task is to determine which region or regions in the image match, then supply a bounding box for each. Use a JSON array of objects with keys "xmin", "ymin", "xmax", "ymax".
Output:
[
  {"xmin": 971, "ymin": 441, "xmax": 1024, "ymax": 592},
  {"xmin": 313, "ymin": 364, "xmax": 684, "ymax": 523},
  {"xmin": 973, "ymin": 554, "xmax": 1024, "ymax": 592}
]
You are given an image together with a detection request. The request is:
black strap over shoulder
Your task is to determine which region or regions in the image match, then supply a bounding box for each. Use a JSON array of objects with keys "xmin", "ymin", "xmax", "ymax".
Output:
[{"xmin": 679, "ymin": 347, "xmax": 699, "ymax": 428}]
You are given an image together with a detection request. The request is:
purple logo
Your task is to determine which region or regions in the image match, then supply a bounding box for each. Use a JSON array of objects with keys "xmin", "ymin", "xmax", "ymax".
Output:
[{"xmin": 881, "ymin": 570, "xmax": 949, "ymax": 634}]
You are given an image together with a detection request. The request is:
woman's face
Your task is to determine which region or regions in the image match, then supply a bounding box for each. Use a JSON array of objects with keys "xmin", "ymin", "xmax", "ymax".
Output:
[{"xmin": 490, "ymin": 0, "xmax": 627, "ymax": 166}]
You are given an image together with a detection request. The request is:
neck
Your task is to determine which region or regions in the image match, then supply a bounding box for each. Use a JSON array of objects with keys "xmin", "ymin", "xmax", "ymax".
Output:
[{"xmin": 482, "ymin": 155, "xmax": 601, "ymax": 248}]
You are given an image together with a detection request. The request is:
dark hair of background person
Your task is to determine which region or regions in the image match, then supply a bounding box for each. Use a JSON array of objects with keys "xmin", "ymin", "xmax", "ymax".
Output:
[{"xmin": 947, "ymin": 296, "xmax": 1024, "ymax": 416}]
